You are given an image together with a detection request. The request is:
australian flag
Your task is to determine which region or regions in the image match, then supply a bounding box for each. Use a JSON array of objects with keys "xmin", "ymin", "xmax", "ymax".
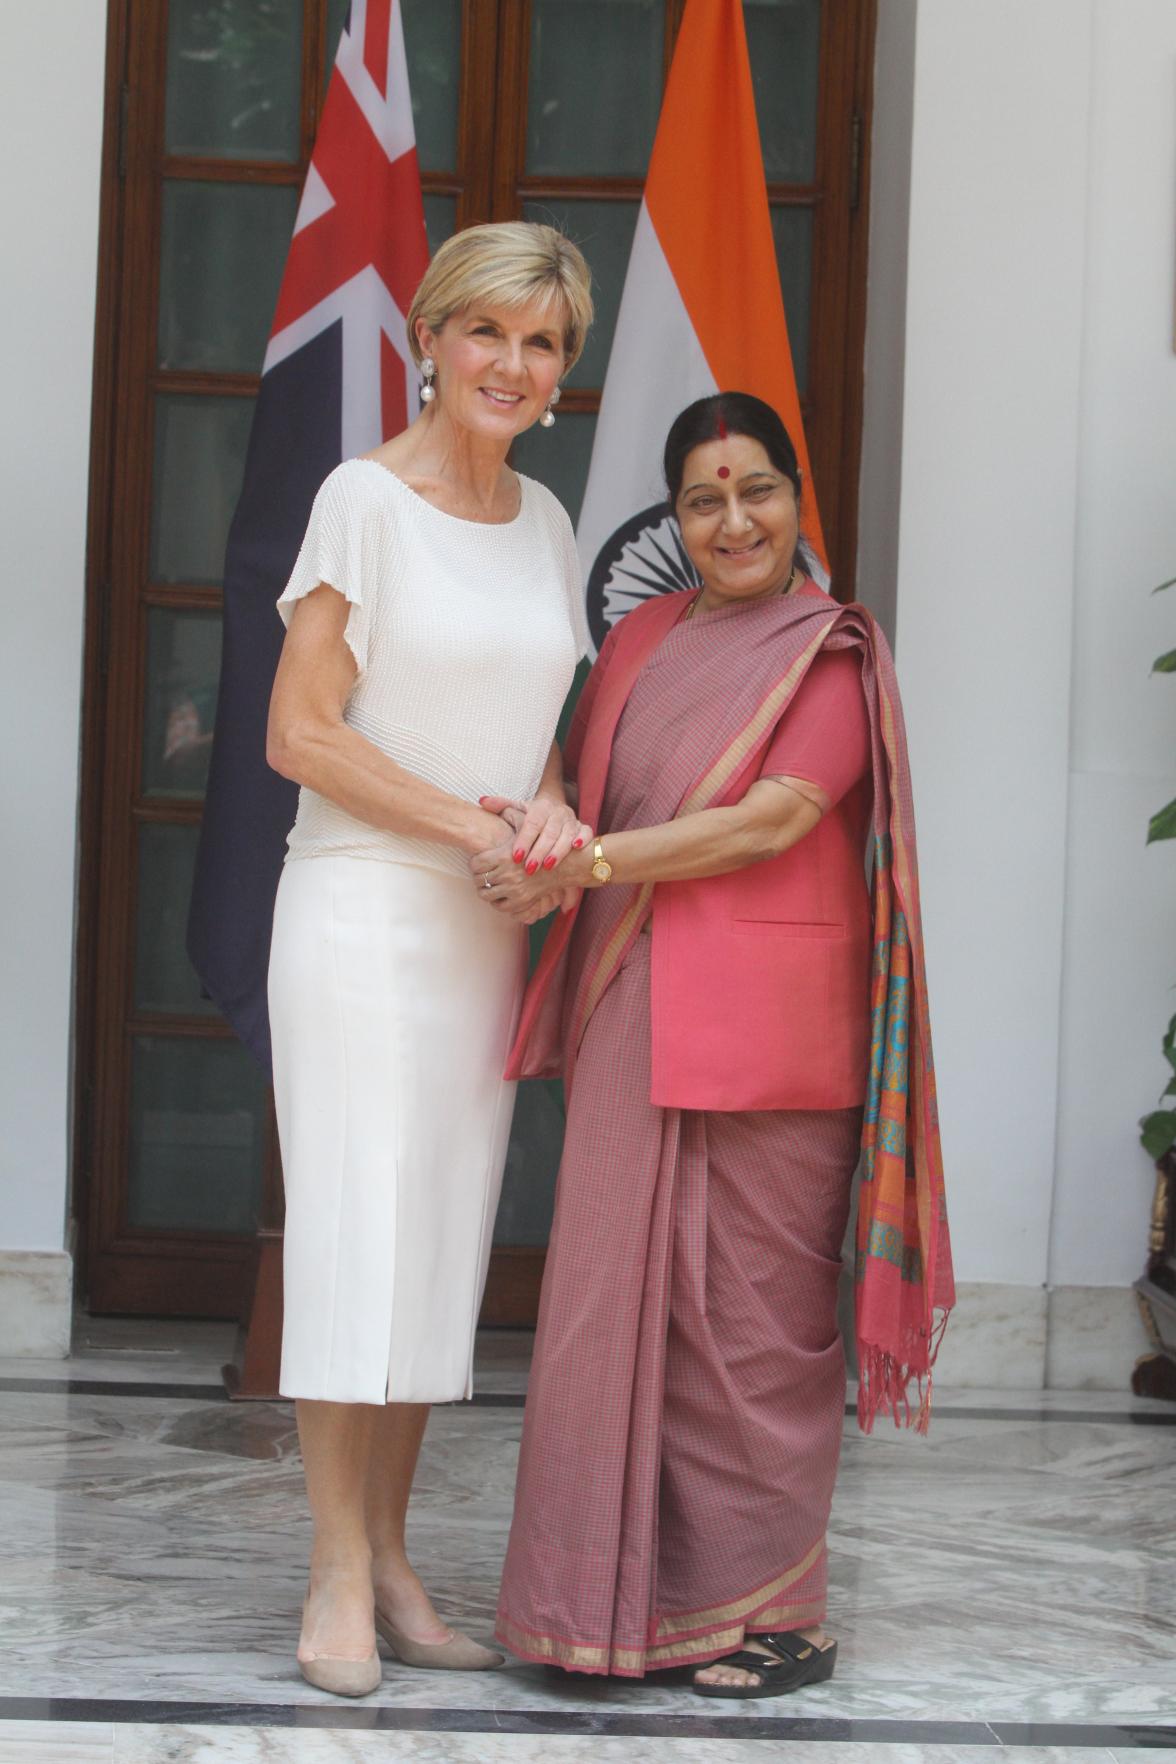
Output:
[{"xmin": 188, "ymin": 0, "xmax": 429, "ymax": 1069}]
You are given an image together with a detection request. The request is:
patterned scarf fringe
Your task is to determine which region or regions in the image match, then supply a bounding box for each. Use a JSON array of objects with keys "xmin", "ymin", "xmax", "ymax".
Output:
[{"xmin": 857, "ymin": 1307, "xmax": 951, "ymax": 1435}]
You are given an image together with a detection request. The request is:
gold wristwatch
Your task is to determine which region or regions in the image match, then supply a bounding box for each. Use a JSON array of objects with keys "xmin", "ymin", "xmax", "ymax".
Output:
[{"xmin": 591, "ymin": 838, "xmax": 613, "ymax": 884}]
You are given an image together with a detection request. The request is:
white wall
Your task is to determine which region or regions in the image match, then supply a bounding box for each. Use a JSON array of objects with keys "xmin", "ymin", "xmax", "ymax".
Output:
[
  {"xmin": 891, "ymin": 0, "xmax": 1093, "ymax": 1291},
  {"xmin": 855, "ymin": 0, "xmax": 917, "ymax": 643},
  {"xmin": 1050, "ymin": 0, "xmax": 1176, "ymax": 1290},
  {"xmin": 862, "ymin": 0, "xmax": 1176, "ymax": 1385},
  {"xmin": 0, "ymin": 3, "xmax": 106, "ymax": 1277}
]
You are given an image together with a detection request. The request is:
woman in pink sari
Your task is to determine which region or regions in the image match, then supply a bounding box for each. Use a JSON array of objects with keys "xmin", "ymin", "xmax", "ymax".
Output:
[{"xmin": 475, "ymin": 393, "xmax": 953, "ymax": 1698}]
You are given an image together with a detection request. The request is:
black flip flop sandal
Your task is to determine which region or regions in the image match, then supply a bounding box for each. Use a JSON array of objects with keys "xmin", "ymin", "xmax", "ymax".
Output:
[{"xmin": 692, "ymin": 1628, "xmax": 838, "ymax": 1700}]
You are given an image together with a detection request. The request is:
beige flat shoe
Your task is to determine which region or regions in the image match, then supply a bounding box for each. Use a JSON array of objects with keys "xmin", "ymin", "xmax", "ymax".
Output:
[
  {"xmin": 375, "ymin": 1609, "xmax": 504, "ymax": 1671},
  {"xmin": 298, "ymin": 1648, "xmax": 381, "ymax": 1697}
]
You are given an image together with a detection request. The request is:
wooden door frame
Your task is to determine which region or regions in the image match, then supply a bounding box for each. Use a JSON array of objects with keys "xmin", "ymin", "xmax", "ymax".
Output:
[{"xmin": 75, "ymin": 0, "xmax": 877, "ymax": 1325}]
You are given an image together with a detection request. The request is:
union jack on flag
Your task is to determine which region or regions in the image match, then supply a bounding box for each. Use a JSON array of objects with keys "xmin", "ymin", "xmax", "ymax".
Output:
[
  {"xmin": 188, "ymin": 0, "xmax": 429, "ymax": 1068},
  {"xmin": 267, "ymin": 0, "xmax": 429, "ymax": 458}
]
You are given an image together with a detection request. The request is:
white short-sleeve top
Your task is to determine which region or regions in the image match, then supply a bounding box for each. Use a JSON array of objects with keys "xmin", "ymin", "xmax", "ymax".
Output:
[{"xmin": 276, "ymin": 458, "xmax": 589, "ymax": 876}]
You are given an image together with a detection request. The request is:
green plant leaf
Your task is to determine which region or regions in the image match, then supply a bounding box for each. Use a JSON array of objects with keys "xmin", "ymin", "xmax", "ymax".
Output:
[
  {"xmin": 1152, "ymin": 647, "xmax": 1176, "ymax": 673},
  {"xmin": 1140, "ymin": 1109, "xmax": 1176, "ymax": 1159},
  {"xmin": 1147, "ymin": 799, "xmax": 1176, "ymax": 844},
  {"xmin": 1151, "ymin": 576, "xmax": 1176, "ymax": 594},
  {"xmin": 1165, "ymin": 1015, "xmax": 1176, "ymax": 1072}
]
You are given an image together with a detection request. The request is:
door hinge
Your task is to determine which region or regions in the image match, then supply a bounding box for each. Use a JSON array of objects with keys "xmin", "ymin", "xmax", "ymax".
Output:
[
  {"xmin": 117, "ymin": 82, "xmax": 130, "ymax": 180},
  {"xmin": 849, "ymin": 108, "xmax": 862, "ymax": 212}
]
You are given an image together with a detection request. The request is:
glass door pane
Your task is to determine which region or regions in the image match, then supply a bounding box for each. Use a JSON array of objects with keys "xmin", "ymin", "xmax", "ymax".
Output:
[
  {"xmin": 149, "ymin": 394, "xmax": 255, "ymax": 585},
  {"xmin": 526, "ymin": 0, "xmax": 664, "ymax": 176},
  {"xmin": 403, "ymin": 0, "xmax": 462, "ymax": 171},
  {"xmin": 746, "ymin": 0, "xmax": 822, "ymax": 182},
  {"xmin": 142, "ymin": 609, "xmax": 222, "ymax": 798},
  {"xmin": 770, "ymin": 205, "xmax": 814, "ymax": 393},
  {"xmin": 159, "ymin": 182, "xmax": 300, "ymax": 371},
  {"xmin": 166, "ymin": 0, "xmax": 305, "ymax": 162},
  {"xmin": 128, "ymin": 1036, "xmax": 267, "ymax": 1232}
]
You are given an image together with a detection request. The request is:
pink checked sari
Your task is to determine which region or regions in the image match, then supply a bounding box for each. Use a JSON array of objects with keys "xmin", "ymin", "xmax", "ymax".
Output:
[{"xmin": 496, "ymin": 585, "xmax": 953, "ymax": 1676}]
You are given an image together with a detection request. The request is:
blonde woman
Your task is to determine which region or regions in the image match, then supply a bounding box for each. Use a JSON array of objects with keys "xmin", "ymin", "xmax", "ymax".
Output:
[{"xmin": 266, "ymin": 223, "xmax": 593, "ymax": 1697}]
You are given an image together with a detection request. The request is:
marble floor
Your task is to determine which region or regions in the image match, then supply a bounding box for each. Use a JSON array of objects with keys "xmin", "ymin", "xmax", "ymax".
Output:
[{"xmin": 0, "ymin": 1322, "xmax": 1173, "ymax": 1763}]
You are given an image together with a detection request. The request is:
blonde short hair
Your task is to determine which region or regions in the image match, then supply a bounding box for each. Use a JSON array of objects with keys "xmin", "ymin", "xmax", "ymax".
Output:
[{"xmin": 406, "ymin": 221, "xmax": 594, "ymax": 374}]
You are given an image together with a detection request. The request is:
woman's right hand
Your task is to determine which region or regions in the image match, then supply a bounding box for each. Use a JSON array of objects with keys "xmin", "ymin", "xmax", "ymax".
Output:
[{"xmin": 479, "ymin": 793, "xmax": 592, "ymax": 875}]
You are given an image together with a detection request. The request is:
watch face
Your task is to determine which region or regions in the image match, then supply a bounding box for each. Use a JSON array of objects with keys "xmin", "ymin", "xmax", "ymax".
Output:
[
  {"xmin": 591, "ymin": 860, "xmax": 612, "ymax": 883},
  {"xmin": 585, "ymin": 501, "xmax": 701, "ymax": 653}
]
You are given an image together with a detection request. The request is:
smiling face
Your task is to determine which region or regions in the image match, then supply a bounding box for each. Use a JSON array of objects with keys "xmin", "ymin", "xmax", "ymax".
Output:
[
  {"xmin": 675, "ymin": 433, "xmax": 801, "ymax": 611},
  {"xmin": 416, "ymin": 298, "xmax": 566, "ymax": 442}
]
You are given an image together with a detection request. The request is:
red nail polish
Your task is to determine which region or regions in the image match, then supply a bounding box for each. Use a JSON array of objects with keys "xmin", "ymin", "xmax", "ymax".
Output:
[
  {"xmin": 543, "ymin": 855, "xmax": 556, "ymax": 870},
  {"xmin": 478, "ymin": 795, "xmax": 488, "ymax": 805},
  {"xmin": 513, "ymin": 849, "xmax": 524, "ymax": 863},
  {"xmin": 525, "ymin": 861, "xmax": 538, "ymax": 875},
  {"xmin": 572, "ymin": 837, "xmax": 584, "ymax": 849}
]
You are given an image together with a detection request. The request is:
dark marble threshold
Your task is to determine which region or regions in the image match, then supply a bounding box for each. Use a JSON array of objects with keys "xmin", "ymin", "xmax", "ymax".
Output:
[
  {"xmin": 0, "ymin": 1374, "xmax": 1172, "ymax": 1427},
  {"xmin": 0, "ymin": 1698, "xmax": 1173, "ymax": 1746}
]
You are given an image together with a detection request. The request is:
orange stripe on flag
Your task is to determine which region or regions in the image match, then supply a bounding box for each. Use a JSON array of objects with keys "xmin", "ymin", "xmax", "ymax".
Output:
[{"xmin": 644, "ymin": 0, "xmax": 826, "ymax": 567}]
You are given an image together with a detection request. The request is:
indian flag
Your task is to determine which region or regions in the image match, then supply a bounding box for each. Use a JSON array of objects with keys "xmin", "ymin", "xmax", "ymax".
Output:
[{"xmin": 577, "ymin": 0, "xmax": 825, "ymax": 653}]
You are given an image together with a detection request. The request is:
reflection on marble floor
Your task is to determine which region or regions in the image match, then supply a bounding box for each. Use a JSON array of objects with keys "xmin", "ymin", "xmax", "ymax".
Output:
[
  {"xmin": 3, "ymin": 1319, "xmax": 536, "ymax": 1396},
  {"xmin": 6, "ymin": 1730, "xmax": 1176, "ymax": 1764}
]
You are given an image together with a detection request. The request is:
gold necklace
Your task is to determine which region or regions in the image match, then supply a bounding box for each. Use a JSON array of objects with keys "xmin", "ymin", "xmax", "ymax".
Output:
[{"xmin": 684, "ymin": 565, "xmax": 797, "ymax": 622}]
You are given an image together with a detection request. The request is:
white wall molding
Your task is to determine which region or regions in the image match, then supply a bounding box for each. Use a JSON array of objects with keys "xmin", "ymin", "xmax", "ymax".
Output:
[
  {"xmin": 0, "ymin": 1252, "xmax": 73, "ymax": 1358},
  {"xmin": 924, "ymin": 1283, "xmax": 1150, "ymax": 1393},
  {"xmin": 1045, "ymin": 1285, "xmax": 1152, "ymax": 1392},
  {"xmin": 931, "ymin": 1283, "xmax": 1048, "ymax": 1391}
]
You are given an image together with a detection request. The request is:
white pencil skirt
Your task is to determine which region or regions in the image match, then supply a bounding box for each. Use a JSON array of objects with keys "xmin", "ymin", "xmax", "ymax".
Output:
[{"xmin": 269, "ymin": 855, "xmax": 526, "ymax": 1404}]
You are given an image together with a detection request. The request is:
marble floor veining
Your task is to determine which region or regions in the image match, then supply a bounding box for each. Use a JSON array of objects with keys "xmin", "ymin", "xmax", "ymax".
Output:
[
  {"xmin": 5, "ymin": 1733, "xmax": 1176, "ymax": 1764},
  {"xmin": 0, "ymin": 1325, "xmax": 1172, "ymax": 1762}
]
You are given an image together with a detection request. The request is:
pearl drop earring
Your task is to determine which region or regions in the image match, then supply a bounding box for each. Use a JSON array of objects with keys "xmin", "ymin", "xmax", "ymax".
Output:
[
  {"xmin": 539, "ymin": 385, "xmax": 561, "ymax": 429},
  {"xmin": 419, "ymin": 356, "xmax": 436, "ymax": 403}
]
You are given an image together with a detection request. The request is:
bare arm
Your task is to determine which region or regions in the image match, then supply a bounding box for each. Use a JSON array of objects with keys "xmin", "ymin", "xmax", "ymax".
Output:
[
  {"xmin": 476, "ymin": 776, "xmax": 823, "ymax": 915},
  {"xmin": 267, "ymin": 584, "xmax": 508, "ymax": 855},
  {"xmin": 534, "ymin": 739, "xmax": 567, "ymax": 808}
]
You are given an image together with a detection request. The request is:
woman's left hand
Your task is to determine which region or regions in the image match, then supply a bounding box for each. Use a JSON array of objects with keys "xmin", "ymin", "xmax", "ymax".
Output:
[
  {"xmin": 479, "ymin": 793, "xmax": 591, "ymax": 876},
  {"xmin": 472, "ymin": 840, "xmax": 582, "ymax": 922}
]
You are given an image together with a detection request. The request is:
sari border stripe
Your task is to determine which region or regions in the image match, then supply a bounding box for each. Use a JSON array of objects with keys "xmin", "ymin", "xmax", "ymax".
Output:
[
  {"xmin": 572, "ymin": 881, "xmax": 654, "ymax": 1051},
  {"xmin": 496, "ymin": 1593, "xmax": 827, "ymax": 1676},
  {"xmin": 653, "ymin": 1536, "xmax": 825, "ymax": 1638},
  {"xmin": 678, "ymin": 622, "xmax": 835, "ymax": 816}
]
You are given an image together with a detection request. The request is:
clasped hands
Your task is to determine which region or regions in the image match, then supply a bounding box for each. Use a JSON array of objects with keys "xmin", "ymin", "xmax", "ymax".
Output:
[{"xmin": 471, "ymin": 794, "xmax": 593, "ymax": 925}]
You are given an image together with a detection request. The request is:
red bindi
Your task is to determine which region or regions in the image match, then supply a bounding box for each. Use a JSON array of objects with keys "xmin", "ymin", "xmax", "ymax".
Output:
[{"xmin": 717, "ymin": 465, "xmax": 731, "ymax": 479}]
